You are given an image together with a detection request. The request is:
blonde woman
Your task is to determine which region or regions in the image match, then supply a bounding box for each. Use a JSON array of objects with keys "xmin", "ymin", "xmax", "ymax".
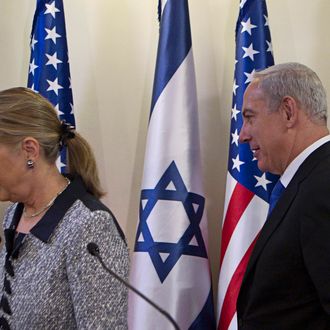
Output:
[{"xmin": 0, "ymin": 87, "xmax": 128, "ymax": 329}]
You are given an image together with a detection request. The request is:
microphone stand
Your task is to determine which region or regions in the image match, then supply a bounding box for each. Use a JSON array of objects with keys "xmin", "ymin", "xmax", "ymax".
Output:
[{"xmin": 88, "ymin": 244, "xmax": 180, "ymax": 330}]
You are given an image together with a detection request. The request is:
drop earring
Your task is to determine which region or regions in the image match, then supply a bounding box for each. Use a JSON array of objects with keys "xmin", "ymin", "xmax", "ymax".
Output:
[{"xmin": 27, "ymin": 159, "xmax": 34, "ymax": 169}]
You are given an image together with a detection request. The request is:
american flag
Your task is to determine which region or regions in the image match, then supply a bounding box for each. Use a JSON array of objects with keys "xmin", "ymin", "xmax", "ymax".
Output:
[
  {"xmin": 128, "ymin": 0, "xmax": 215, "ymax": 329},
  {"xmin": 217, "ymin": 1, "xmax": 278, "ymax": 329},
  {"xmin": 27, "ymin": 0, "xmax": 75, "ymax": 170}
]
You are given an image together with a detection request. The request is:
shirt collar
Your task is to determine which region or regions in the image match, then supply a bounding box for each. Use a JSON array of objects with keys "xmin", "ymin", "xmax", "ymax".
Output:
[
  {"xmin": 6, "ymin": 176, "xmax": 89, "ymax": 243},
  {"xmin": 280, "ymin": 135, "xmax": 330, "ymax": 188}
]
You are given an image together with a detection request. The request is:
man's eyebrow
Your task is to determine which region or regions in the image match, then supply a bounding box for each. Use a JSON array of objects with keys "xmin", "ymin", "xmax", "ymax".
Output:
[{"xmin": 242, "ymin": 108, "xmax": 254, "ymax": 117}]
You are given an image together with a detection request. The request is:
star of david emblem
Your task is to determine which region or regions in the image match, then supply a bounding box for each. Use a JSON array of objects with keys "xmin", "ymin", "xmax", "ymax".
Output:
[{"xmin": 134, "ymin": 161, "xmax": 208, "ymax": 283}]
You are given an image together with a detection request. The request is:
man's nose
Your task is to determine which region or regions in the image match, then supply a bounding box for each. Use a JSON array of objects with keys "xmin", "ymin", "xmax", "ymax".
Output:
[{"xmin": 239, "ymin": 124, "xmax": 250, "ymax": 144}]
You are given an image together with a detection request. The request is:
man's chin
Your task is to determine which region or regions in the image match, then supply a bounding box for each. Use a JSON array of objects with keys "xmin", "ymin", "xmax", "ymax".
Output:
[
  {"xmin": 256, "ymin": 159, "xmax": 267, "ymax": 172},
  {"xmin": 257, "ymin": 160, "xmax": 280, "ymax": 175},
  {"xmin": 256, "ymin": 160, "xmax": 272, "ymax": 174}
]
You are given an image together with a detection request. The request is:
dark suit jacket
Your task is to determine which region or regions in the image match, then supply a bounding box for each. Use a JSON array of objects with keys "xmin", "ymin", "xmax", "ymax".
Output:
[{"xmin": 237, "ymin": 141, "xmax": 330, "ymax": 330}]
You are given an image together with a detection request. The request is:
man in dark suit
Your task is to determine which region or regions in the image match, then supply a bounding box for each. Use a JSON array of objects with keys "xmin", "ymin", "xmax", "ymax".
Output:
[{"xmin": 237, "ymin": 62, "xmax": 330, "ymax": 329}]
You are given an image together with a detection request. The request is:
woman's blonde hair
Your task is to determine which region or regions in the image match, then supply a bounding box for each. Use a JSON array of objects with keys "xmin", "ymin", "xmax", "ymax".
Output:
[{"xmin": 0, "ymin": 87, "xmax": 104, "ymax": 198}]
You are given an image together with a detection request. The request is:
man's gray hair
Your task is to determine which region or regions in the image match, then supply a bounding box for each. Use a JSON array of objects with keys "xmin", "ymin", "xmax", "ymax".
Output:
[{"xmin": 253, "ymin": 62, "xmax": 328, "ymax": 123}]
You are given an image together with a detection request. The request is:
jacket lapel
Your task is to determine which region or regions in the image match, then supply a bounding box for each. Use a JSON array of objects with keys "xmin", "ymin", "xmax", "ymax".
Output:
[
  {"xmin": 241, "ymin": 141, "xmax": 330, "ymax": 286},
  {"xmin": 242, "ymin": 183, "xmax": 298, "ymax": 280}
]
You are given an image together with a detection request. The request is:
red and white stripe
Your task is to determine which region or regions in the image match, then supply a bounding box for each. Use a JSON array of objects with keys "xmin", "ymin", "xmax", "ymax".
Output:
[{"xmin": 217, "ymin": 172, "xmax": 268, "ymax": 330}]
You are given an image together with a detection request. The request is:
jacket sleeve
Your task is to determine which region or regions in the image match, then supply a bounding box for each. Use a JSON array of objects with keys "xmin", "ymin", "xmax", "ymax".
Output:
[
  {"xmin": 65, "ymin": 209, "xmax": 129, "ymax": 329},
  {"xmin": 300, "ymin": 177, "xmax": 330, "ymax": 315}
]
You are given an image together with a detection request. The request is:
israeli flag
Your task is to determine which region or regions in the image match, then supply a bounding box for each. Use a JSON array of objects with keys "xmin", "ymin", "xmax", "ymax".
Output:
[{"xmin": 128, "ymin": 1, "xmax": 215, "ymax": 329}]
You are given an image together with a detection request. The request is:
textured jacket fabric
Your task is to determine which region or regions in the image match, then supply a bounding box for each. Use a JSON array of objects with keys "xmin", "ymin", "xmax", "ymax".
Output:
[
  {"xmin": 237, "ymin": 142, "xmax": 330, "ymax": 329},
  {"xmin": 0, "ymin": 176, "xmax": 129, "ymax": 330}
]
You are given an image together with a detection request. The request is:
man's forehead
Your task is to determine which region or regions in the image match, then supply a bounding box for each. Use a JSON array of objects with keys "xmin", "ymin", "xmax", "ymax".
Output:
[
  {"xmin": 245, "ymin": 80, "xmax": 263, "ymax": 96},
  {"xmin": 244, "ymin": 83, "xmax": 267, "ymax": 104},
  {"xmin": 242, "ymin": 85, "xmax": 268, "ymax": 116}
]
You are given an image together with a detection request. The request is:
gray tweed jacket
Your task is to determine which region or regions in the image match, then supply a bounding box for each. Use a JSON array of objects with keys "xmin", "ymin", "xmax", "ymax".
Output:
[{"xmin": 0, "ymin": 176, "xmax": 129, "ymax": 330}]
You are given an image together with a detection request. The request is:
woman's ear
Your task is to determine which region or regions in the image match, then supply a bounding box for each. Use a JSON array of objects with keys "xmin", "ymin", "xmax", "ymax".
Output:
[{"xmin": 21, "ymin": 137, "xmax": 40, "ymax": 161}]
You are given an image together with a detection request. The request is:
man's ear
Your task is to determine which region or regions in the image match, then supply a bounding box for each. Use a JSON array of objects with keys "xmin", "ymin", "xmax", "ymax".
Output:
[
  {"xmin": 280, "ymin": 96, "xmax": 298, "ymax": 128},
  {"xmin": 21, "ymin": 137, "xmax": 40, "ymax": 161}
]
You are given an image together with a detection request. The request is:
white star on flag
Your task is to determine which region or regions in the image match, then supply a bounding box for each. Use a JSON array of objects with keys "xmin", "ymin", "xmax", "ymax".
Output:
[
  {"xmin": 232, "ymin": 154, "xmax": 245, "ymax": 172},
  {"xmin": 45, "ymin": 26, "xmax": 61, "ymax": 44},
  {"xmin": 266, "ymin": 40, "xmax": 273, "ymax": 54},
  {"xmin": 46, "ymin": 52, "xmax": 62, "ymax": 69},
  {"xmin": 231, "ymin": 129, "xmax": 239, "ymax": 146},
  {"xmin": 30, "ymin": 84, "xmax": 38, "ymax": 93},
  {"xmin": 241, "ymin": 18, "xmax": 257, "ymax": 35},
  {"xmin": 242, "ymin": 43, "xmax": 259, "ymax": 61},
  {"xmin": 47, "ymin": 78, "xmax": 63, "ymax": 95},
  {"xmin": 29, "ymin": 59, "xmax": 38, "ymax": 76},
  {"xmin": 254, "ymin": 173, "xmax": 272, "ymax": 191},
  {"xmin": 231, "ymin": 104, "xmax": 240, "ymax": 121},
  {"xmin": 54, "ymin": 104, "xmax": 64, "ymax": 116},
  {"xmin": 233, "ymin": 79, "xmax": 239, "ymax": 95},
  {"xmin": 56, "ymin": 156, "xmax": 66, "ymax": 171},
  {"xmin": 31, "ymin": 35, "xmax": 38, "ymax": 51},
  {"xmin": 244, "ymin": 69, "xmax": 256, "ymax": 84},
  {"xmin": 264, "ymin": 15, "xmax": 269, "ymax": 26},
  {"xmin": 239, "ymin": 0, "xmax": 248, "ymax": 9},
  {"xmin": 45, "ymin": 1, "xmax": 60, "ymax": 19}
]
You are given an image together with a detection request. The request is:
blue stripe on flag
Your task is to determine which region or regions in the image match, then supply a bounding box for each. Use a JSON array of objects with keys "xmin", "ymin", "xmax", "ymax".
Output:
[
  {"xmin": 150, "ymin": 0, "xmax": 192, "ymax": 114},
  {"xmin": 189, "ymin": 289, "xmax": 216, "ymax": 329}
]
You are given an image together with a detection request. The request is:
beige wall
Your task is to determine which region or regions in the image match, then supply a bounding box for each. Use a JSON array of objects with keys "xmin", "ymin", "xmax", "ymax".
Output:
[{"xmin": 0, "ymin": 0, "xmax": 329, "ymax": 296}]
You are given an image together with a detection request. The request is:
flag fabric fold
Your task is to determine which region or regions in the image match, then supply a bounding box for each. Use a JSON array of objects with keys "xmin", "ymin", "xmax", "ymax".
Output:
[
  {"xmin": 28, "ymin": 0, "xmax": 75, "ymax": 170},
  {"xmin": 129, "ymin": 0, "xmax": 215, "ymax": 329},
  {"xmin": 217, "ymin": 1, "xmax": 278, "ymax": 329}
]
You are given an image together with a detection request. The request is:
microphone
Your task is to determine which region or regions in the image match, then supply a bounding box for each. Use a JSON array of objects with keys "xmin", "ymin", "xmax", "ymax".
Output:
[{"xmin": 87, "ymin": 242, "xmax": 180, "ymax": 330}]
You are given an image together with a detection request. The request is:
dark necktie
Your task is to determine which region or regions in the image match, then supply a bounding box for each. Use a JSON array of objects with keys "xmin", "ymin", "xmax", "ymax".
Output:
[{"xmin": 268, "ymin": 180, "xmax": 285, "ymax": 216}]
